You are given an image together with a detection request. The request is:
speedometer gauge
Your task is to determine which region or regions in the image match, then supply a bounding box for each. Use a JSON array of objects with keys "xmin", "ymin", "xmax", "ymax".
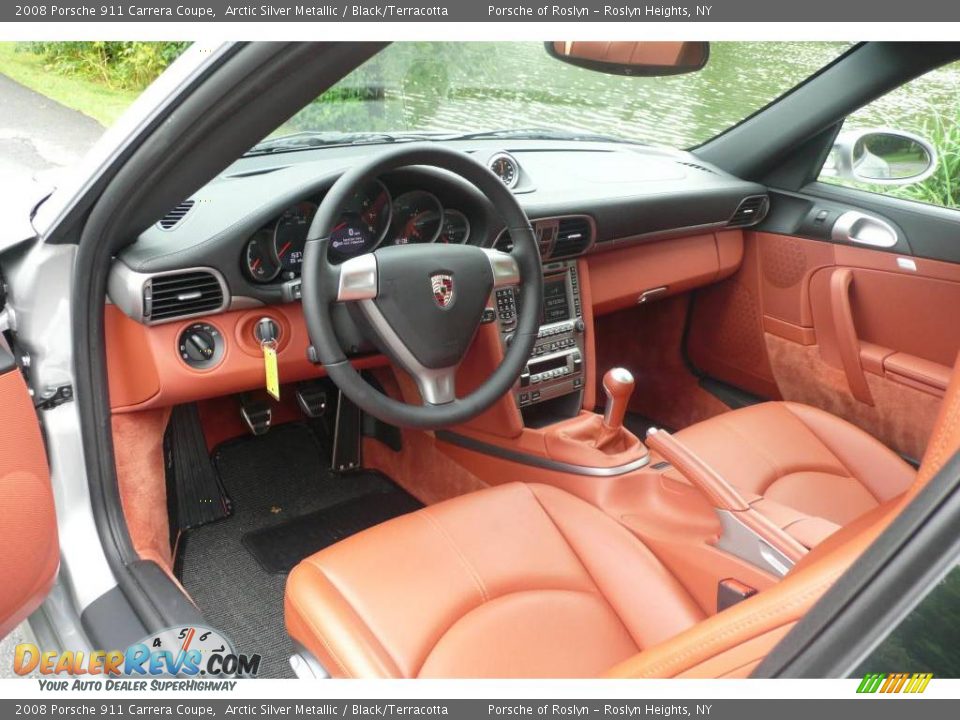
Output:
[
  {"xmin": 392, "ymin": 191, "xmax": 443, "ymax": 245},
  {"xmin": 244, "ymin": 229, "xmax": 281, "ymax": 282},
  {"xmin": 273, "ymin": 201, "xmax": 317, "ymax": 275},
  {"xmin": 329, "ymin": 180, "xmax": 392, "ymax": 261}
]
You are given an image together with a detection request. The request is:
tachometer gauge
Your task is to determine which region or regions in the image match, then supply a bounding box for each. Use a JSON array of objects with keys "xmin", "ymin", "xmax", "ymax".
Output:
[
  {"xmin": 244, "ymin": 229, "xmax": 281, "ymax": 282},
  {"xmin": 392, "ymin": 191, "xmax": 443, "ymax": 245},
  {"xmin": 329, "ymin": 180, "xmax": 392, "ymax": 261},
  {"xmin": 273, "ymin": 201, "xmax": 318, "ymax": 275},
  {"xmin": 437, "ymin": 209, "xmax": 471, "ymax": 244}
]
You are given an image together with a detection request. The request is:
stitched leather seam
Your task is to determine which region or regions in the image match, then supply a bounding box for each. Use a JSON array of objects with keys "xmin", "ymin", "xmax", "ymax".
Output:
[
  {"xmin": 289, "ymin": 565, "xmax": 353, "ymax": 678},
  {"xmin": 526, "ymin": 487, "xmax": 642, "ymax": 653},
  {"xmin": 419, "ymin": 508, "xmax": 489, "ymax": 603},
  {"xmin": 782, "ymin": 403, "xmax": 881, "ymax": 503},
  {"xmin": 414, "ymin": 588, "xmax": 604, "ymax": 677},
  {"xmin": 633, "ymin": 572, "xmax": 842, "ymax": 678},
  {"xmin": 300, "ymin": 559, "xmax": 401, "ymax": 677},
  {"xmin": 711, "ymin": 417, "xmax": 784, "ymax": 493}
]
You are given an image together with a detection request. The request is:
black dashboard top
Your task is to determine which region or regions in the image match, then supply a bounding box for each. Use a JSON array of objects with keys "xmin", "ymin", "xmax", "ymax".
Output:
[{"xmin": 114, "ymin": 139, "xmax": 766, "ymax": 311}]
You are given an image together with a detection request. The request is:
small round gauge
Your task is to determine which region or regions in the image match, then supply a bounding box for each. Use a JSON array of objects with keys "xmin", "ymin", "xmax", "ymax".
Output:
[
  {"xmin": 329, "ymin": 180, "xmax": 392, "ymax": 261},
  {"xmin": 273, "ymin": 201, "xmax": 318, "ymax": 275},
  {"xmin": 392, "ymin": 191, "xmax": 443, "ymax": 245},
  {"xmin": 244, "ymin": 229, "xmax": 281, "ymax": 283},
  {"xmin": 437, "ymin": 209, "xmax": 471, "ymax": 244},
  {"xmin": 489, "ymin": 152, "xmax": 519, "ymax": 189}
]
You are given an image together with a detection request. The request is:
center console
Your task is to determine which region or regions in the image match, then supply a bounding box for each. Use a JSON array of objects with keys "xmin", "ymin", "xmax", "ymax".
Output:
[{"xmin": 494, "ymin": 259, "xmax": 586, "ymax": 412}]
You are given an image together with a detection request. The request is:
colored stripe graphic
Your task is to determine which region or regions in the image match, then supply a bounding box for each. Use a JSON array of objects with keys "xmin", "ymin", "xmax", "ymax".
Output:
[{"xmin": 857, "ymin": 672, "xmax": 933, "ymax": 694}]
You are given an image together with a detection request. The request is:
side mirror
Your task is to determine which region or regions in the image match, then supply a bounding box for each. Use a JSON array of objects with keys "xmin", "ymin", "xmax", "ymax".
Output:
[
  {"xmin": 544, "ymin": 41, "xmax": 709, "ymax": 77},
  {"xmin": 823, "ymin": 129, "xmax": 937, "ymax": 186}
]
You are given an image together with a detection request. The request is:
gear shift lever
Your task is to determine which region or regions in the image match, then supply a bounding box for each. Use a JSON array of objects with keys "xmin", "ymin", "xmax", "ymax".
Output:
[{"xmin": 602, "ymin": 368, "xmax": 635, "ymax": 432}]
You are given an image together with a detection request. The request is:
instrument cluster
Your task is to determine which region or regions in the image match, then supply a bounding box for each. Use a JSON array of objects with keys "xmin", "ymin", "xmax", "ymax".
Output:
[{"xmin": 242, "ymin": 180, "xmax": 472, "ymax": 284}]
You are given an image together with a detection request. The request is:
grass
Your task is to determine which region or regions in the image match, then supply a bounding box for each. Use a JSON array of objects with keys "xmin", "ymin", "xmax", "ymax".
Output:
[{"xmin": 0, "ymin": 42, "xmax": 140, "ymax": 127}]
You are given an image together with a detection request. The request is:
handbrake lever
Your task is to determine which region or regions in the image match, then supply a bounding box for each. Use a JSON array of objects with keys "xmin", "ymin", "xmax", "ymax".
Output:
[{"xmin": 646, "ymin": 428, "xmax": 806, "ymax": 574}]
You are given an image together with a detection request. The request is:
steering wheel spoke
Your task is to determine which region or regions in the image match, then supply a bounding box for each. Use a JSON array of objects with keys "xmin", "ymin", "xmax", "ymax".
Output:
[
  {"xmin": 336, "ymin": 253, "xmax": 378, "ymax": 301},
  {"xmin": 482, "ymin": 248, "xmax": 521, "ymax": 288}
]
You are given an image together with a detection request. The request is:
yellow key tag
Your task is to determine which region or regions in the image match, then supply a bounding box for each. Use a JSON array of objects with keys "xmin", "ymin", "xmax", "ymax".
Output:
[{"xmin": 263, "ymin": 342, "xmax": 280, "ymax": 401}]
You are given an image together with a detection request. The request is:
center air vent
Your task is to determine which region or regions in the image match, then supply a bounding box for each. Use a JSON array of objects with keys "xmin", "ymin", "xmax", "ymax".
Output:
[
  {"xmin": 157, "ymin": 200, "xmax": 195, "ymax": 230},
  {"xmin": 146, "ymin": 270, "xmax": 226, "ymax": 323},
  {"xmin": 551, "ymin": 216, "xmax": 595, "ymax": 259},
  {"xmin": 728, "ymin": 195, "xmax": 769, "ymax": 228}
]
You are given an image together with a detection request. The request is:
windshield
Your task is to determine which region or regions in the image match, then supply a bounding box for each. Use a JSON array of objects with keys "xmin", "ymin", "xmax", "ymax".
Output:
[{"xmin": 266, "ymin": 41, "xmax": 851, "ymax": 151}]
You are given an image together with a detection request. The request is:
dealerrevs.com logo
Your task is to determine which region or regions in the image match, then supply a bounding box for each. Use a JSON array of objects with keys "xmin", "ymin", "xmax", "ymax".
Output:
[{"xmin": 14, "ymin": 626, "xmax": 260, "ymax": 690}]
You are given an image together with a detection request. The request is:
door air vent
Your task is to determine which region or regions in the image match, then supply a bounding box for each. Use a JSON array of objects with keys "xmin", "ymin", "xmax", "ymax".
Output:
[
  {"xmin": 157, "ymin": 200, "xmax": 195, "ymax": 230},
  {"xmin": 727, "ymin": 195, "xmax": 769, "ymax": 228},
  {"xmin": 550, "ymin": 216, "xmax": 595, "ymax": 259},
  {"xmin": 146, "ymin": 270, "xmax": 226, "ymax": 322}
]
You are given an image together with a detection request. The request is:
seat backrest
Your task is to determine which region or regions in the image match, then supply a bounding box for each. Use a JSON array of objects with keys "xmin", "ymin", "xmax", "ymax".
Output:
[{"xmin": 606, "ymin": 352, "xmax": 960, "ymax": 679}]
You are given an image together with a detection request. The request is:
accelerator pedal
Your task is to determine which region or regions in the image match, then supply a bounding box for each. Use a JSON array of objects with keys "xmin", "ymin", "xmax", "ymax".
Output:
[{"xmin": 164, "ymin": 404, "xmax": 231, "ymax": 532}]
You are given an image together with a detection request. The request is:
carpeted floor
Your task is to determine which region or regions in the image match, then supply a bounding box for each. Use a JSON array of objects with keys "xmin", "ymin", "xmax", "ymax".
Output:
[{"xmin": 177, "ymin": 422, "xmax": 420, "ymax": 679}]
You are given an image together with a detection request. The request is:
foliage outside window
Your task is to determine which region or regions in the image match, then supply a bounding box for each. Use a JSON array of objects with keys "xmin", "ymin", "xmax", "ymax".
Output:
[{"xmin": 818, "ymin": 60, "xmax": 960, "ymax": 210}]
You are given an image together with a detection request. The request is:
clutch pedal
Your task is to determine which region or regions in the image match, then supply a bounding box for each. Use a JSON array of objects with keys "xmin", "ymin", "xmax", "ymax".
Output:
[{"xmin": 240, "ymin": 395, "xmax": 272, "ymax": 436}]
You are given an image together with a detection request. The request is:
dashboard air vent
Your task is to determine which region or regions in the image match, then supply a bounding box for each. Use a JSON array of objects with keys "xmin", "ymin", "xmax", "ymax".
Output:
[
  {"xmin": 146, "ymin": 270, "xmax": 225, "ymax": 322},
  {"xmin": 727, "ymin": 195, "xmax": 769, "ymax": 228},
  {"xmin": 550, "ymin": 217, "xmax": 594, "ymax": 258},
  {"xmin": 157, "ymin": 200, "xmax": 195, "ymax": 230},
  {"xmin": 678, "ymin": 161, "xmax": 716, "ymax": 175},
  {"xmin": 495, "ymin": 231, "xmax": 515, "ymax": 253}
]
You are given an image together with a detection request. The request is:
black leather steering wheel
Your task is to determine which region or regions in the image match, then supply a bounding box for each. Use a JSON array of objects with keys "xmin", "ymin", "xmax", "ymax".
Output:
[{"xmin": 301, "ymin": 144, "xmax": 543, "ymax": 430}]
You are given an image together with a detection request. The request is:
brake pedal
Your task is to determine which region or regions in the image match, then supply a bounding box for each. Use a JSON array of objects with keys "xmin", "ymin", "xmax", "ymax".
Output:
[
  {"xmin": 240, "ymin": 395, "xmax": 272, "ymax": 436},
  {"xmin": 295, "ymin": 382, "xmax": 327, "ymax": 419}
]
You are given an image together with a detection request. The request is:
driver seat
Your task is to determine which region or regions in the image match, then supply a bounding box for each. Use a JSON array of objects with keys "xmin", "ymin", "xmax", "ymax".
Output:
[{"xmin": 285, "ymin": 360, "xmax": 960, "ymax": 678}]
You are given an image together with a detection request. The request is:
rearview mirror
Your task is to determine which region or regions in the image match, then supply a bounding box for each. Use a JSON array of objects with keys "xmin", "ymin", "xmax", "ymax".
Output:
[
  {"xmin": 823, "ymin": 129, "xmax": 938, "ymax": 186},
  {"xmin": 544, "ymin": 42, "xmax": 709, "ymax": 77}
]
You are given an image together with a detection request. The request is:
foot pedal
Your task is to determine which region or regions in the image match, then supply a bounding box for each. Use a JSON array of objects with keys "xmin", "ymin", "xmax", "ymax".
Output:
[
  {"xmin": 295, "ymin": 382, "xmax": 327, "ymax": 419},
  {"xmin": 240, "ymin": 395, "xmax": 272, "ymax": 436},
  {"xmin": 331, "ymin": 390, "xmax": 362, "ymax": 473},
  {"xmin": 164, "ymin": 404, "xmax": 231, "ymax": 532}
]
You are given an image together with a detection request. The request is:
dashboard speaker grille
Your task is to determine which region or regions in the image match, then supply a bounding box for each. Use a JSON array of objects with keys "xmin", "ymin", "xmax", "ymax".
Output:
[
  {"xmin": 146, "ymin": 270, "xmax": 225, "ymax": 322},
  {"xmin": 158, "ymin": 200, "xmax": 195, "ymax": 230}
]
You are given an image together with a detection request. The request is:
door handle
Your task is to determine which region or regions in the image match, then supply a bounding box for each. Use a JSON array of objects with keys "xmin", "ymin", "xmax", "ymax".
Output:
[
  {"xmin": 831, "ymin": 211, "xmax": 898, "ymax": 248},
  {"xmin": 829, "ymin": 268, "xmax": 874, "ymax": 405}
]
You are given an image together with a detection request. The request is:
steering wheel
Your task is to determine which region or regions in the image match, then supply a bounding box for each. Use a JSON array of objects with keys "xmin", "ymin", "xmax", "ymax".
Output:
[{"xmin": 301, "ymin": 145, "xmax": 543, "ymax": 430}]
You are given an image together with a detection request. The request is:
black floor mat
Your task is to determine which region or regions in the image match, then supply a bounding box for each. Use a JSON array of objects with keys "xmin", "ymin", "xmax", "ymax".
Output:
[
  {"xmin": 177, "ymin": 422, "xmax": 415, "ymax": 679},
  {"xmin": 242, "ymin": 484, "xmax": 422, "ymax": 574}
]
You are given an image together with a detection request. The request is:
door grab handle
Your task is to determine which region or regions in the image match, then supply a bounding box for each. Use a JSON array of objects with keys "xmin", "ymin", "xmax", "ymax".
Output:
[
  {"xmin": 829, "ymin": 268, "xmax": 874, "ymax": 406},
  {"xmin": 831, "ymin": 211, "xmax": 898, "ymax": 248}
]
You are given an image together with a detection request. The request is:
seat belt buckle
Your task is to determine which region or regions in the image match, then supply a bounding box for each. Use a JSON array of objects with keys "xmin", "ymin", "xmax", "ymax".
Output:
[{"xmin": 717, "ymin": 578, "xmax": 758, "ymax": 612}]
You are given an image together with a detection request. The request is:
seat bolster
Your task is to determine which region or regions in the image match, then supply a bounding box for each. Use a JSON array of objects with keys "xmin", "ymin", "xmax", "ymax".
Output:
[
  {"xmin": 285, "ymin": 560, "xmax": 402, "ymax": 678},
  {"xmin": 782, "ymin": 402, "xmax": 915, "ymax": 502},
  {"xmin": 530, "ymin": 484, "xmax": 705, "ymax": 650}
]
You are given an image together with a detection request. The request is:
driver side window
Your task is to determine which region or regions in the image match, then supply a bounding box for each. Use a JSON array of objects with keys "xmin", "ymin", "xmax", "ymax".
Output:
[{"xmin": 817, "ymin": 59, "xmax": 960, "ymax": 210}]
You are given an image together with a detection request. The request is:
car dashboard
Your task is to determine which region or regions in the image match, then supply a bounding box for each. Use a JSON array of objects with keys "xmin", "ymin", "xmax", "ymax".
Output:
[{"xmin": 105, "ymin": 138, "xmax": 768, "ymax": 412}]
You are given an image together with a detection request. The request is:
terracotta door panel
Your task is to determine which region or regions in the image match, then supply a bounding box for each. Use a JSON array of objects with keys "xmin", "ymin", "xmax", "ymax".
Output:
[
  {"xmin": 688, "ymin": 230, "xmax": 959, "ymax": 461},
  {"xmin": 0, "ymin": 362, "xmax": 58, "ymax": 638}
]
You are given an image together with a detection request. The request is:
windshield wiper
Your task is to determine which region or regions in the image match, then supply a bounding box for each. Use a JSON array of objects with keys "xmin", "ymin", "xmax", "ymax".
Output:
[
  {"xmin": 444, "ymin": 127, "xmax": 647, "ymax": 145},
  {"xmin": 244, "ymin": 127, "xmax": 645, "ymax": 157},
  {"xmin": 244, "ymin": 131, "xmax": 444, "ymax": 156}
]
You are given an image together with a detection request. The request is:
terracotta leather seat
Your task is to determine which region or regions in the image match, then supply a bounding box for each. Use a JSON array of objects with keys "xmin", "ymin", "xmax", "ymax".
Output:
[
  {"xmin": 285, "ymin": 358, "xmax": 959, "ymax": 678},
  {"xmin": 285, "ymin": 482, "xmax": 706, "ymax": 678},
  {"xmin": 673, "ymin": 401, "xmax": 916, "ymax": 542}
]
